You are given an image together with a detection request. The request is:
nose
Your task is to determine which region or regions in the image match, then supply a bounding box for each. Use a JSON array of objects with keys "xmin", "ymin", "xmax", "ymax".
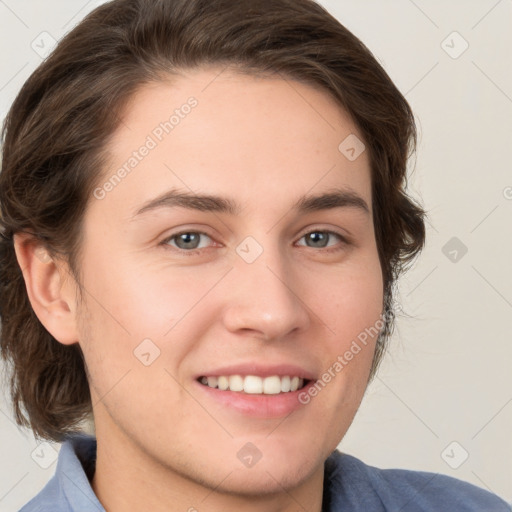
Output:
[{"xmin": 221, "ymin": 245, "xmax": 311, "ymax": 341}]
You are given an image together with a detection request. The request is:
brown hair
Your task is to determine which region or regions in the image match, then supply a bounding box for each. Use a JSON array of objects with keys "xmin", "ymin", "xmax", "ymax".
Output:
[{"xmin": 0, "ymin": 0, "xmax": 426, "ymax": 442}]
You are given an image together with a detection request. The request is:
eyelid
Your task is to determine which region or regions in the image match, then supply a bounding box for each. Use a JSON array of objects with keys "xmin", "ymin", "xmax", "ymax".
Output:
[
  {"xmin": 295, "ymin": 223, "xmax": 350, "ymax": 242},
  {"xmin": 295, "ymin": 228, "xmax": 349, "ymax": 249},
  {"xmin": 160, "ymin": 230, "xmax": 218, "ymax": 249},
  {"xmin": 159, "ymin": 226, "xmax": 350, "ymax": 256}
]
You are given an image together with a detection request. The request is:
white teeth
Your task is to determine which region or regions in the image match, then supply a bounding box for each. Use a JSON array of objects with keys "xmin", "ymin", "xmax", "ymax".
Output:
[
  {"xmin": 263, "ymin": 376, "xmax": 281, "ymax": 395},
  {"xmin": 217, "ymin": 376, "xmax": 229, "ymax": 391},
  {"xmin": 244, "ymin": 375, "xmax": 263, "ymax": 394},
  {"xmin": 280, "ymin": 376, "xmax": 291, "ymax": 392},
  {"xmin": 228, "ymin": 375, "xmax": 244, "ymax": 392},
  {"xmin": 199, "ymin": 374, "xmax": 307, "ymax": 394}
]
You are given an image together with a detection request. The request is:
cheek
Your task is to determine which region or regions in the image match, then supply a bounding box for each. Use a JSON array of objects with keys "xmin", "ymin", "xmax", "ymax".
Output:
[
  {"xmin": 78, "ymin": 251, "xmax": 218, "ymax": 340},
  {"xmin": 75, "ymin": 252, "xmax": 228, "ymax": 396},
  {"xmin": 312, "ymin": 255, "xmax": 384, "ymax": 345},
  {"xmin": 307, "ymin": 252, "xmax": 384, "ymax": 399}
]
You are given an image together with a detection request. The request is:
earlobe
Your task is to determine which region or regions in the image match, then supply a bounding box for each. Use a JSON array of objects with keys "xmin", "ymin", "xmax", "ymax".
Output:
[{"xmin": 13, "ymin": 233, "xmax": 79, "ymax": 345}]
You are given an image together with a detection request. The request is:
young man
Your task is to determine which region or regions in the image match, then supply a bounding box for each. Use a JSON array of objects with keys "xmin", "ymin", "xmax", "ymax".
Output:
[{"xmin": 0, "ymin": 0, "xmax": 509, "ymax": 510}]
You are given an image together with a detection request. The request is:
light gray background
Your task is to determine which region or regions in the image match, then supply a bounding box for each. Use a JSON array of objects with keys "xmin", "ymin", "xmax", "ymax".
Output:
[{"xmin": 1, "ymin": 0, "xmax": 511, "ymax": 510}]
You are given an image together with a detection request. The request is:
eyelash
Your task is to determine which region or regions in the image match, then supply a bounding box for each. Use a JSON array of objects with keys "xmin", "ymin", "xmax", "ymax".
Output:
[{"xmin": 160, "ymin": 229, "xmax": 349, "ymax": 255}]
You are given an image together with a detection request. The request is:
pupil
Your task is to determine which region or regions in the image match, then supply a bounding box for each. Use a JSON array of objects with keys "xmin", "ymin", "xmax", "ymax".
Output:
[
  {"xmin": 309, "ymin": 232, "xmax": 327, "ymax": 247},
  {"xmin": 178, "ymin": 233, "xmax": 199, "ymax": 249}
]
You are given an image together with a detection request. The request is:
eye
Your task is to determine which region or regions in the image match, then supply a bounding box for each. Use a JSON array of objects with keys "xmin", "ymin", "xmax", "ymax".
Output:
[
  {"xmin": 296, "ymin": 230, "xmax": 346, "ymax": 251},
  {"xmin": 160, "ymin": 229, "xmax": 347, "ymax": 254},
  {"xmin": 161, "ymin": 231, "xmax": 214, "ymax": 251}
]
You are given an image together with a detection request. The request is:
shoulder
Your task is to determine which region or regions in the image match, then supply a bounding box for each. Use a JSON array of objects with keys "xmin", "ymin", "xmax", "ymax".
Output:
[
  {"xmin": 18, "ymin": 475, "xmax": 66, "ymax": 512},
  {"xmin": 324, "ymin": 450, "xmax": 511, "ymax": 512},
  {"xmin": 18, "ymin": 434, "xmax": 104, "ymax": 512}
]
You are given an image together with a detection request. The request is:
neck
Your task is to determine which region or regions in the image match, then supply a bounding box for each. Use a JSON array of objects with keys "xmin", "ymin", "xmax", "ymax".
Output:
[{"xmin": 91, "ymin": 420, "xmax": 325, "ymax": 512}]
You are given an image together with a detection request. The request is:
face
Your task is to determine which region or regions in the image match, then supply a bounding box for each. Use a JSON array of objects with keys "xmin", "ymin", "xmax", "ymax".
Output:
[{"xmin": 75, "ymin": 67, "xmax": 383, "ymax": 495}]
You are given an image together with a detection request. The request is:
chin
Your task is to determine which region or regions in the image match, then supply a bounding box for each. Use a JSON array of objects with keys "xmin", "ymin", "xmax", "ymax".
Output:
[{"xmin": 215, "ymin": 460, "xmax": 318, "ymax": 498}]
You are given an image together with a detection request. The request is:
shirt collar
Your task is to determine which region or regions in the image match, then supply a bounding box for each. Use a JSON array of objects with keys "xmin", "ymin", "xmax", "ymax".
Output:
[{"xmin": 57, "ymin": 434, "xmax": 104, "ymax": 511}]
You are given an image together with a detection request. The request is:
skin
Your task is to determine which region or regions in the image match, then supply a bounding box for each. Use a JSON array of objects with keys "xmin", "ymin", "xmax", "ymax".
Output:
[{"xmin": 15, "ymin": 67, "xmax": 384, "ymax": 512}]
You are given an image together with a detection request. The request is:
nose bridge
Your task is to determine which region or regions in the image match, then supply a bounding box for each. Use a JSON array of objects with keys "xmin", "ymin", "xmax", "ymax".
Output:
[{"xmin": 221, "ymin": 237, "xmax": 310, "ymax": 339}]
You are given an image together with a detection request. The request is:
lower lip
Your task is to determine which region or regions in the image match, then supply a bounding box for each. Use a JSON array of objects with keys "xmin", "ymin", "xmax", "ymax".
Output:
[{"xmin": 194, "ymin": 379, "xmax": 315, "ymax": 418}]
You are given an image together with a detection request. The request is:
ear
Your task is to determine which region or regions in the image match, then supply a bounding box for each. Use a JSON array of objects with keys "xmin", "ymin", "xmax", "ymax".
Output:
[{"xmin": 13, "ymin": 233, "xmax": 79, "ymax": 345}]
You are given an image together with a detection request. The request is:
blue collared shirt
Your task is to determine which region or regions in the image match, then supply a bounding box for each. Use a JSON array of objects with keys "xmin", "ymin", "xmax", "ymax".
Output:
[{"xmin": 19, "ymin": 434, "xmax": 510, "ymax": 511}]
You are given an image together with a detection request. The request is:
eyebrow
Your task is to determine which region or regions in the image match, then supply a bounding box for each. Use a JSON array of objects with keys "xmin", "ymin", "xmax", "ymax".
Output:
[{"xmin": 132, "ymin": 187, "xmax": 370, "ymax": 219}]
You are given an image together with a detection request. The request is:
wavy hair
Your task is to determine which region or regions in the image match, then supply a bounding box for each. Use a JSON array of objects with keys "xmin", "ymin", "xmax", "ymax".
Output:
[{"xmin": 0, "ymin": 0, "xmax": 426, "ymax": 441}]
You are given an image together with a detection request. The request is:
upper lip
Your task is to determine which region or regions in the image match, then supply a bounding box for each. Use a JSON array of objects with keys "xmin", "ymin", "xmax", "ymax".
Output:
[{"xmin": 195, "ymin": 363, "xmax": 317, "ymax": 381}]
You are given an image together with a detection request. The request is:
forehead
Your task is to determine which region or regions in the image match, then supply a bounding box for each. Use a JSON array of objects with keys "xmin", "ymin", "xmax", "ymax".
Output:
[{"xmin": 91, "ymin": 67, "xmax": 372, "ymax": 221}]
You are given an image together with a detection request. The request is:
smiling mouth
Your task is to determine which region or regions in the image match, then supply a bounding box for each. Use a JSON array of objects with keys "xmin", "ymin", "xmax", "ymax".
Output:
[{"xmin": 198, "ymin": 375, "xmax": 310, "ymax": 395}]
